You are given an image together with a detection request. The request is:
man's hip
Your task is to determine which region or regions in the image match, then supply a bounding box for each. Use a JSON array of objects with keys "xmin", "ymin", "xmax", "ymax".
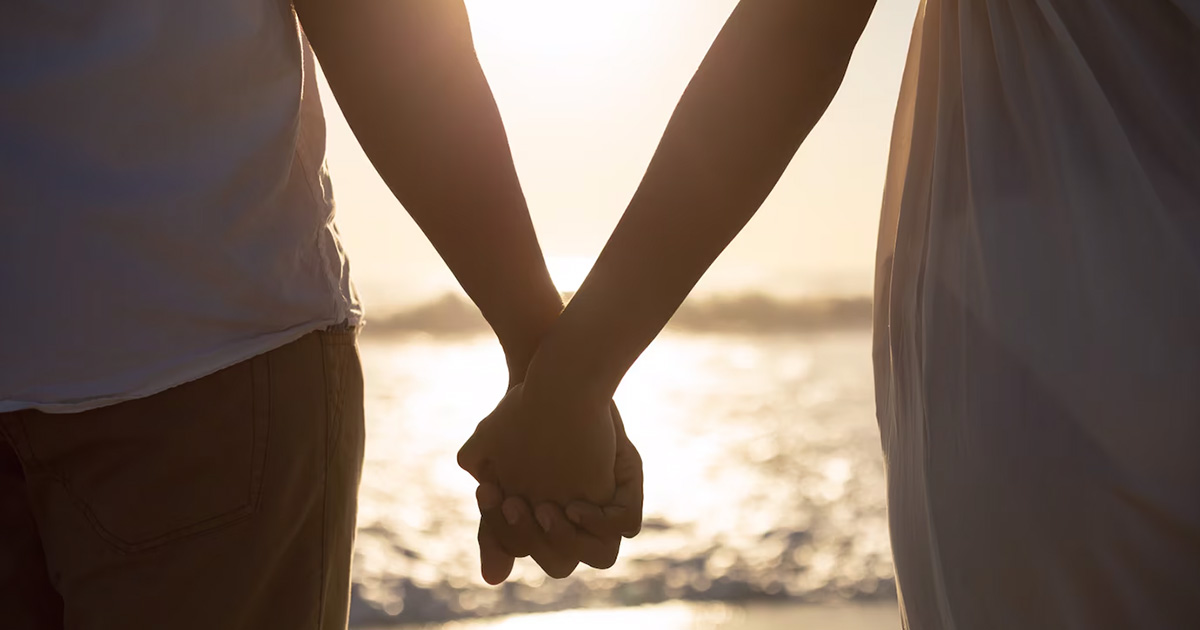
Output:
[{"xmin": 0, "ymin": 328, "xmax": 365, "ymax": 630}]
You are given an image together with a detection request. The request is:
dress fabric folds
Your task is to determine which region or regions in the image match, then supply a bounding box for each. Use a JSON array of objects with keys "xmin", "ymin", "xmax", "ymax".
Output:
[{"xmin": 872, "ymin": 1, "xmax": 1200, "ymax": 628}]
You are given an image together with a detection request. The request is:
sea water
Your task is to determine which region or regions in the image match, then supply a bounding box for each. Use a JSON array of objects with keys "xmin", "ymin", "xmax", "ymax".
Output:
[{"xmin": 349, "ymin": 329, "xmax": 892, "ymax": 626}]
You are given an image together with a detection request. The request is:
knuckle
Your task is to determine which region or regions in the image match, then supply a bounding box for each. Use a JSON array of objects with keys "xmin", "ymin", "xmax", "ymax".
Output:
[
  {"xmin": 456, "ymin": 445, "xmax": 476, "ymax": 473},
  {"xmin": 486, "ymin": 529, "xmax": 533, "ymax": 558},
  {"xmin": 548, "ymin": 534, "xmax": 575, "ymax": 552},
  {"xmin": 502, "ymin": 537, "xmax": 535, "ymax": 558},
  {"xmin": 507, "ymin": 546, "xmax": 533, "ymax": 559},
  {"xmin": 480, "ymin": 511, "xmax": 507, "ymax": 532}
]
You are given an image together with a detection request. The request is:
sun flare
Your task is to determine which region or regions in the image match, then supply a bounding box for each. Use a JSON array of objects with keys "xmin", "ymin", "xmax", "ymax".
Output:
[
  {"xmin": 464, "ymin": 1, "xmax": 665, "ymax": 75},
  {"xmin": 545, "ymin": 255, "xmax": 594, "ymax": 293}
]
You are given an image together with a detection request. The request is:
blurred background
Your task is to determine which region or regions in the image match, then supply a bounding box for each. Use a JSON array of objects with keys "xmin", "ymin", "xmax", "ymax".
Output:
[{"xmin": 323, "ymin": 1, "xmax": 922, "ymax": 627}]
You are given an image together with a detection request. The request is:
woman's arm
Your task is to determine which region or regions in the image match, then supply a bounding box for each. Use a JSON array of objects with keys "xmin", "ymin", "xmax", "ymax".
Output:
[
  {"xmin": 460, "ymin": 0, "xmax": 877, "ymax": 583},
  {"xmin": 526, "ymin": 0, "xmax": 877, "ymax": 403}
]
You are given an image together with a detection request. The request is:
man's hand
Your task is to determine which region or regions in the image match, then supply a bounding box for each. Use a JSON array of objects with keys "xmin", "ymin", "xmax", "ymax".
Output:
[
  {"xmin": 458, "ymin": 384, "xmax": 616, "ymax": 506},
  {"xmin": 470, "ymin": 405, "xmax": 643, "ymax": 583}
]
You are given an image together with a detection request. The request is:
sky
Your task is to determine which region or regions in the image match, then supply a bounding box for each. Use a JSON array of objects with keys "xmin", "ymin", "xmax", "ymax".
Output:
[{"xmin": 322, "ymin": 0, "xmax": 922, "ymax": 311}]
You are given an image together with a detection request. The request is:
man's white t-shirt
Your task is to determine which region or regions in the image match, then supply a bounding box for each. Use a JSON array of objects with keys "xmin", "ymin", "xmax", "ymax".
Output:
[{"xmin": 1, "ymin": 1, "xmax": 362, "ymax": 413}]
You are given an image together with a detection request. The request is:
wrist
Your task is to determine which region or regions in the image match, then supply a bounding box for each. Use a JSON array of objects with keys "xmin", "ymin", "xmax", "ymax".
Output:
[
  {"xmin": 521, "ymin": 323, "xmax": 618, "ymax": 412},
  {"xmin": 499, "ymin": 290, "xmax": 564, "ymax": 387}
]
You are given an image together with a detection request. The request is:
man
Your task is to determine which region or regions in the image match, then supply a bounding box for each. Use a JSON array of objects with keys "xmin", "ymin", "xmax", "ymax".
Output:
[{"xmin": 2, "ymin": 2, "xmax": 636, "ymax": 628}]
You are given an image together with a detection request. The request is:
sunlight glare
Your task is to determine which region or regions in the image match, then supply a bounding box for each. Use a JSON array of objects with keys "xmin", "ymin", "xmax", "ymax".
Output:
[
  {"xmin": 545, "ymin": 254, "xmax": 594, "ymax": 293},
  {"xmin": 464, "ymin": 1, "xmax": 665, "ymax": 79}
]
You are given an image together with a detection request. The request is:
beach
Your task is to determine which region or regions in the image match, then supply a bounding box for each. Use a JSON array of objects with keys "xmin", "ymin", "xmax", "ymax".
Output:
[{"xmin": 348, "ymin": 300, "xmax": 892, "ymax": 627}]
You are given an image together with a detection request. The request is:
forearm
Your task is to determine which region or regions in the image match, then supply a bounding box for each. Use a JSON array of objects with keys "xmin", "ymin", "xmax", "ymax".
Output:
[
  {"xmin": 526, "ymin": 0, "xmax": 876, "ymax": 401},
  {"xmin": 296, "ymin": 0, "xmax": 562, "ymax": 380}
]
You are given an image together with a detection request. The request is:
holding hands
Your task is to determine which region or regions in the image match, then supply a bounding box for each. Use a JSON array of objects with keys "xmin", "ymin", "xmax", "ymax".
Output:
[
  {"xmin": 457, "ymin": 379, "xmax": 643, "ymax": 583},
  {"xmin": 370, "ymin": 0, "xmax": 846, "ymax": 590}
]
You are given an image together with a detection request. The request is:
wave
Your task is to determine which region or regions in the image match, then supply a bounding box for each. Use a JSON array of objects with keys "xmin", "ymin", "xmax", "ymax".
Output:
[
  {"xmin": 665, "ymin": 293, "xmax": 872, "ymax": 333},
  {"xmin": 361, "ymin": 292, "xmax": 872, "ymax": 337}
]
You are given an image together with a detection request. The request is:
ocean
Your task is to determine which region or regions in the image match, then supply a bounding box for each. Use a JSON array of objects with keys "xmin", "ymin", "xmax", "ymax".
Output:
[{"xmin": 347, "ymin": 295, "xmax": 893, "ymax": 627}]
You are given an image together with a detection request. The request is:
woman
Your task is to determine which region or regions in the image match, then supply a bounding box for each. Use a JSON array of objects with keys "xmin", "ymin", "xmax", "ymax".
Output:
[{"xmin": 459, "ymin": 2, "xmax": 1200, "ymax": 627}]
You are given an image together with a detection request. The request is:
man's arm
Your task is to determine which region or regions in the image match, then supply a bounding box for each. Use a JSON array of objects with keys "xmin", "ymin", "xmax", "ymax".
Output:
[
  {"xmin": 524, "ymin": 0, "xmax": 877, "ymax": 401},
  {"xmin": 295, "ymin": 0, "xmax": 638, "ymax": 582},
  {"xmin": 294, "ymin": 0, "xmax": 561, "ymax": 380}
]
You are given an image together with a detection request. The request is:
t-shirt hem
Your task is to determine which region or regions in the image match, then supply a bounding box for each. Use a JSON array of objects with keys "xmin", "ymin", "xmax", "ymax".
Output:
[{"xmin": 0, "ymin": 317, "xmax": 358, "ymax": 414}]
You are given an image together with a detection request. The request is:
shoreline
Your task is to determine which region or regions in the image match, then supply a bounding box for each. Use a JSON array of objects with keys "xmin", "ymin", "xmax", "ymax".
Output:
[{"xmin": 374, "ymin": 601, "xmax": 900, "ymax": 630}]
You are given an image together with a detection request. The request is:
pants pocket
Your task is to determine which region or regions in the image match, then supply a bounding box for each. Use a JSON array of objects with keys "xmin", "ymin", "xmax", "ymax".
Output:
[{"xmin": 10, "ymin": 354, "xmax": 271, "ymax": 553}]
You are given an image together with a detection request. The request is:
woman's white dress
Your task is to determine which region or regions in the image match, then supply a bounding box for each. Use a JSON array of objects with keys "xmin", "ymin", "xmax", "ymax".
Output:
[{"xmin": 873, "ymin": 1, "xmax": 1200, "ymax": 628}]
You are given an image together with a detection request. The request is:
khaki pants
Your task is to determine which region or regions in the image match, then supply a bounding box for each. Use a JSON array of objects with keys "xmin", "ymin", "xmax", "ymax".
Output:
[{"xmin": 0, "ymin": 330, "xmax": 365, "ymax": 630}]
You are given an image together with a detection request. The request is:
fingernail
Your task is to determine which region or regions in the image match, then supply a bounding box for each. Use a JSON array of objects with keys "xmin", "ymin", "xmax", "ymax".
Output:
[
  {"xmin": 565, "ymin": 505, "xmax": 585, "ymax": 524},
  {"xmin": 536, "ymin": 509, "xmax": 553, "ymax": 533},
  {"xmin": 502, "ymin": 502, "xmax": 521, "ymax": 525}
]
